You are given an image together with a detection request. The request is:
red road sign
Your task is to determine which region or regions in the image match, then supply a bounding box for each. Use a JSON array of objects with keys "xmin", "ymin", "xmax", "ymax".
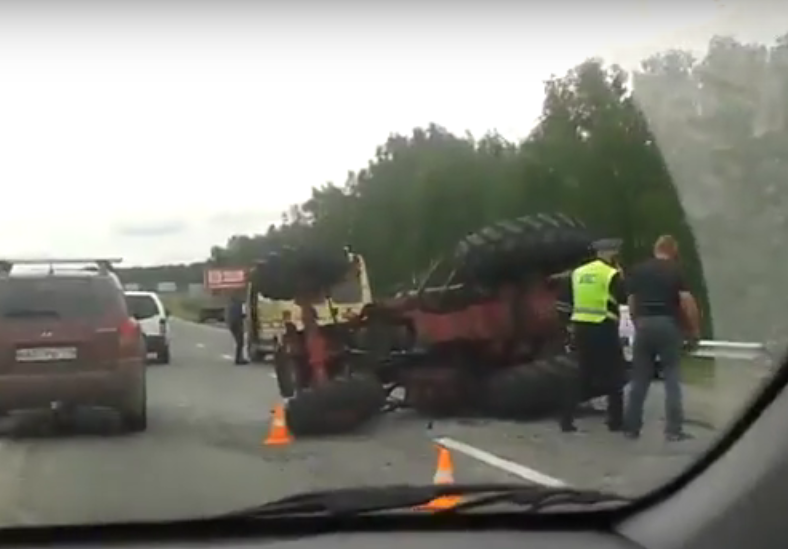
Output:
[{"xmin": 204, "ymin": 268, "xmax": 247, "ymax": 290}]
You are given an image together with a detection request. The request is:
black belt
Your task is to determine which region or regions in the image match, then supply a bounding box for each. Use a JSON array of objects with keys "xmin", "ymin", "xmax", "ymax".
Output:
[{"xmin": 638, "ymin": 305, "xmax": 675, "ymax": 316}]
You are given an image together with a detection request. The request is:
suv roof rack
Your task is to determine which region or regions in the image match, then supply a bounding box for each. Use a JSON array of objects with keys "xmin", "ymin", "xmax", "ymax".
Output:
[{"xmin": 0, "ymin": 258, "xmax": 123, "ymax": 277}]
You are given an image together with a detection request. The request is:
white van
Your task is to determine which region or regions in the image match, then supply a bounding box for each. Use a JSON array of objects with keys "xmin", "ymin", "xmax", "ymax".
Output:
[{"xmin": 124, "ymin": 291, "xmax": 171, "ymax": 364}]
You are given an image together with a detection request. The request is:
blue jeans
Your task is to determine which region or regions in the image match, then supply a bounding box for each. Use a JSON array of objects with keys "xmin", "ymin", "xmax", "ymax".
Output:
[
  {"xmin": 624, "ymin": 316, "xmax": 684, "ymax": 435},
  {"xmin": 229, "ymin": 322, "xmax": 245, "ymax": 363}
]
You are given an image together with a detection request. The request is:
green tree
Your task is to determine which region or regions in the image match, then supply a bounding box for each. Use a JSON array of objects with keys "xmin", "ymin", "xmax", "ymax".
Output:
[{"xmin": 125, "ymin": 32, "xmax": 788, "ymax": 345}]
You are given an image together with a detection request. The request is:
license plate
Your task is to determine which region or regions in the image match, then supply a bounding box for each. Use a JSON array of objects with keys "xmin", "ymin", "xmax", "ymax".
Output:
[{"xmin": 15, "ymin": 347, "xmax": 78, "ymax": 362}]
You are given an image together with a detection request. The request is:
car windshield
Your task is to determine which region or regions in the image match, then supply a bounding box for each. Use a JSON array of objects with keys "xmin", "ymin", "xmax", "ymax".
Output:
[
  {"xmin": 0, "ymin": 0, "xmax": 785, "ymax": 530},
  {"xmin": 125, "ymin": 294, "xmax": 160, "ymax": 320},
  {"xmin": 0, "ymin": 278, "xmax": 124, "ymax": 320}
]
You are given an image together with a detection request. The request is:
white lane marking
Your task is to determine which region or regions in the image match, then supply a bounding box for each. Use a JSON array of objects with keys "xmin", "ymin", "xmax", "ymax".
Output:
[
  {"xmin": 435, "ymin": 437, "xmax": 567, "ymax": 488},
  {"xmin": 221, "ymin": 354, "xmax": 233, "ymax": 361},
  {"xmin": 196, "ymin": 343, "xmax": 205, "ymax": 349},
  {"xmin": 269, "ymin": 373, "xmax": 277, "ymax": 379}
]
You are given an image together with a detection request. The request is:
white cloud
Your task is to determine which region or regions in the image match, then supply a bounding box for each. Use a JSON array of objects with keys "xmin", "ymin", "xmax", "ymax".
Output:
[{"xmin": 0, "ymin": 0, "xmax": 780, "ymax": 266}]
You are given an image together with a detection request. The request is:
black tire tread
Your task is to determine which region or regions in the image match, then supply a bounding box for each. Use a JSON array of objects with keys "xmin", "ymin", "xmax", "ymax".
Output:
[
  {"xmin": 482, "ymin": 354, "xmax": 580, "ymax": 419},
  {"xmin": 284, "ymin": 376, "xmax": 386, "ymax": 436},
  {"xmin": 157, "ymin": 346, "xmax": 170, "ymax": 365},
  {"xmin": 123, "ymin": 379, "xmax": 148, "ymax": 433},
  {"xmin": 455, "ymin": 212, "xmax": 594, "ymax": 284}
]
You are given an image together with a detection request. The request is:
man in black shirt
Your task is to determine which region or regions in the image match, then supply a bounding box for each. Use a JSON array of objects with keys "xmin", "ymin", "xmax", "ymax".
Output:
[{"xmin": 624, "ymin": 235, "xmax": 700, "ymax": 441}]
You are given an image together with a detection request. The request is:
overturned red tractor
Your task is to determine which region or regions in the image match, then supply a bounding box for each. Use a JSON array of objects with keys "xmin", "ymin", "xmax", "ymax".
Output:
[{"xmin": 250, "ymin": 212, "xmax": 605, "ymax": 436}]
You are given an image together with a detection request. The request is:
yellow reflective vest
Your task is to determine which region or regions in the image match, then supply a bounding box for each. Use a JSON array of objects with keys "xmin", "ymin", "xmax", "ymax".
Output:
[{"xmin": 570, "ymin": 259, "xmax": 619, "ymax": 323}]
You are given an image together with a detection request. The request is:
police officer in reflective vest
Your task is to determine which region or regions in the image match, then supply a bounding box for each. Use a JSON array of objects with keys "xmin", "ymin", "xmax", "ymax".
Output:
[{"xmin": 559, "ymin": 239, "xmax": 627, "ymax": 433}]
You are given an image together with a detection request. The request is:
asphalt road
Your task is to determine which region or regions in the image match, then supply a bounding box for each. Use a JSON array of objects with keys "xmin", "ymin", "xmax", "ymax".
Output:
[{"xmin": 0, "ymin": 318, "xmax": 728, "ymax": 528}]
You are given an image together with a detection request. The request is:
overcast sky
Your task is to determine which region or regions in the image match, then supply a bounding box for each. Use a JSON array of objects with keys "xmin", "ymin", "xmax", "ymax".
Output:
[{"xmin": 0, "ymin": 0, "xmax": 782, "ymax": 266}]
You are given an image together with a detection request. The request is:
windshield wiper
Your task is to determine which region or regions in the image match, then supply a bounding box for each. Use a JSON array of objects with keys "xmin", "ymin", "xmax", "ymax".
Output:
[{"xmin": 214, "ymin": 483, "xmax": 631, "ymax": 519}]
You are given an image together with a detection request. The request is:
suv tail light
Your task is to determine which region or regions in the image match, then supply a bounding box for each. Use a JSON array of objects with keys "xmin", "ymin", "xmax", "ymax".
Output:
[{"xmin": 118, "ymin": 317, "xmax": 141, "ymax": 356}]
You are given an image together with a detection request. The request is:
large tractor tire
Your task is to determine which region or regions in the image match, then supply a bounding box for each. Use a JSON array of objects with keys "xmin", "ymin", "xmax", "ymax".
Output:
[
  {"xmin": 284, "ymin": 376, "xmax": 387, "ymax": 437},
  {"xmin": 251, "ymin": 246, "xmax": 353, "ymax": 301},
  {"xmin": 455, "ymin": 213, "xmax": 594, "ymax": 284},
  {"xmin": 481, "ymin": 354, "xmax": 580, "ymax": 420}
]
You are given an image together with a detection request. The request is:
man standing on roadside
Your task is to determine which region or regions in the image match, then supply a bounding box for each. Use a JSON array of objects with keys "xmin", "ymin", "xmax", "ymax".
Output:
[
  {"xmin": 559, "ymin": 239, "xmax": 627, "ymax": 433},
  {"xmin": 624, "ymin": 235, "xmax": 700, "ymax": 441},
  {"xmin": 226, "ymin": 292, "xmax": 249, "ymax": 365}
]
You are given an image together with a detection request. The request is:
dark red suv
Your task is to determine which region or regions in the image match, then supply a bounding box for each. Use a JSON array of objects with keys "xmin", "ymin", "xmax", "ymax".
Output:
[{"xmin": 0, "ymin": 259, "xmax": 147, "ymax": 432}]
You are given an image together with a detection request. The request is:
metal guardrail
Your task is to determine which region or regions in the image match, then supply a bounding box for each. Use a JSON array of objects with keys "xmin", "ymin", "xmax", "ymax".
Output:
[
  {"xmin": 618, "ymin": 305, "xmax": 775, "ymax": 365},
  {"xmin": 691, "ymin": 340, "xmax": 772, "ymax": 363},
  {"xmin": 622, "ymin": 338, "xmax": 773, "ymax": 366}
]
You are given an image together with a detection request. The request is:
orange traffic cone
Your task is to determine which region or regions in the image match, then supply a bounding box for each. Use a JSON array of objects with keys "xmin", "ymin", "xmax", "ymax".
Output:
[
  {"xmin": 418, "ymin": 444, "xmax": 462, "ymax": 510},
  {"xmin": 264, "ymin": 403, "xmax": 293, "ymax": 446}
]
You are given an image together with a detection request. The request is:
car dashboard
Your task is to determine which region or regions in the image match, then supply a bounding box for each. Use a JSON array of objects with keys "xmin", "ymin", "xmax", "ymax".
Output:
[
  {"xmin": 5, "ymin": 522, "xmax": 641, "ymax": 549},
  {"xmin": 148, "ymin": 530, "xmax": 637, "ymax": 549}
]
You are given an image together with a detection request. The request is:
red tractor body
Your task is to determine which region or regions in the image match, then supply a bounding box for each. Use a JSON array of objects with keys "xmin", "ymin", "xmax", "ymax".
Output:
[{"xmin": 373, "ymin": 280, "xmax": 564, "ymax": 359}]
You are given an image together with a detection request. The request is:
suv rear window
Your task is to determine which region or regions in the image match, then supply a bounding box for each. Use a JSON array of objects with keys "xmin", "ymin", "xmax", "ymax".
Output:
[
  {"xmin": 125, "ymin": 294, "xmax": 160, "ymax": 320},
  {"xmin": 0, "ymin": 277, "xmax": 126, "ymax": 320}
]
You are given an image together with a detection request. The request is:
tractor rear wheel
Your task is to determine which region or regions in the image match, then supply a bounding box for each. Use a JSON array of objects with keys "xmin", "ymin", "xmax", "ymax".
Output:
[
  {"xmin": 284, "ymin": 375, "xmax": 387, "ymax": 436},
  {"xmin": 481, "ymin": 354, "xmax": 580, "ymax": 419},
  {"xmin": 455, "ymin": 212, "xmax": 594, "ymax": 283}
]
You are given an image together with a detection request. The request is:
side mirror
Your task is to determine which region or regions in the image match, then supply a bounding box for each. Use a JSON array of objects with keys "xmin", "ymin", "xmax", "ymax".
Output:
[{"xmin": 164, "ymin": 308, "xmax": 170, "ymax": 317}]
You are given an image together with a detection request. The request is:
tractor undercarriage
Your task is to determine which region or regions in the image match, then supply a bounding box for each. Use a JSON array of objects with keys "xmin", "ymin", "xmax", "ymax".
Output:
[{"xmin": 251, "ymin": 212, "xmax": 611, "ymax": 436}]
